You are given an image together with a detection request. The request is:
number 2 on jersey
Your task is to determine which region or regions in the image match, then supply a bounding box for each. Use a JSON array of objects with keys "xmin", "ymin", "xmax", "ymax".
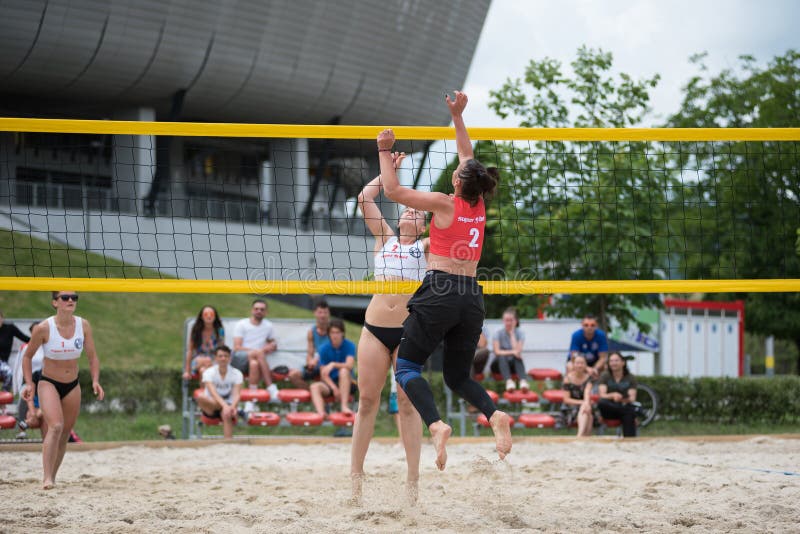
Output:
[{"xmin": 468, "ymin": 227, "xmax": 480, "ymax": 248}]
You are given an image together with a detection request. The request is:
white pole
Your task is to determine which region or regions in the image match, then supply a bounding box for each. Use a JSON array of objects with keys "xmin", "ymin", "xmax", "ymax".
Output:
[{"xmin": 765, "ymin": 336, "xmax": 775, "ymax": 377}]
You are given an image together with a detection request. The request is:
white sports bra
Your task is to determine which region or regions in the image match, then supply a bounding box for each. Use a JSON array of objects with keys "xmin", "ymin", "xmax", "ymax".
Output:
[
  {"xmin": 373, "ymin": 236, "xmax": 427, "ymax": 281},
  {"xmin": 42, "ymin": 316, "xmax": 84, "ymax": 361}
]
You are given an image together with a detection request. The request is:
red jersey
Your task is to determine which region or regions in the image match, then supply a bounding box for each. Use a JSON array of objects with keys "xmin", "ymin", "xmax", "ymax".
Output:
[{"xmin": 429, "ymin": 196, "xmax": 485, "ymax": 261}]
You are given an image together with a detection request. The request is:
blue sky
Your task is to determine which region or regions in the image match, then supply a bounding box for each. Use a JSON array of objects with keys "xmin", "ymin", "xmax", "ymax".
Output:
[{"xmin": 461, "ymin": 0, "xmax": 800, "ymax": 127}]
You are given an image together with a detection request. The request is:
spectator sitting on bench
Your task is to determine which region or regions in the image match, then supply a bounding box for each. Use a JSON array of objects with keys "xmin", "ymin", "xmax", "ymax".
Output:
[
  {"xmin": 232, "ymin": 299, "xmax": 279, "ymax": 408},
  {"xmin": 561, "ymin": 353, "xmax": 594, "ymax": 437},
  {"xmin": 288, "ymin": 298, "xmax": 330, "ymax": 389},
  {"xmin": 566, "ymin": 314, "xmax": 608, "ymax": 378},
  {"xmin": 197, "ymin": 345, "xmax": 242, "ymax": 439},
  {"xmin": 183, "ymin": 305, "xmax": 224, "ymax": 380},
  {"xmin": 492, "ymin": 307, "xmax": 529, "ymax": 391},
  {"xmin": 597, "ymin": 351, "xmax": 638, "ymax": 438},
  {"xmin": 310, "ymin": 319, "xmax": 356, "ymax": 418}
]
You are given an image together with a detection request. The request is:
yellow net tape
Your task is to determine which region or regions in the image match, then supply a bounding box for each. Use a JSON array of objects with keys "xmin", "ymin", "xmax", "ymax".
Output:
[
  {"xmin": 1, "ymin": 278, "xmax": 799, "ymax": 294},
  {"xmin": 1, "ymin": 118, "xmax": 799, "ymax": 141}
]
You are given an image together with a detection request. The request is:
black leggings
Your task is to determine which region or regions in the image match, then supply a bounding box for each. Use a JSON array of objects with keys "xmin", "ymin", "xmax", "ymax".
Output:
[
  {"xmin": 598, "ymin": 399, "xmax": 637, "ymax": 437},
  {"xmin": 396, "ymin": 271, "xmax": 497, "ymax": 426}
]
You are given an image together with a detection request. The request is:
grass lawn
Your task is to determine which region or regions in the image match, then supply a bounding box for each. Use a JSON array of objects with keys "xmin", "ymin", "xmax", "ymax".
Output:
[{"xmin": 0, "ymin": 230, "xmax": 361, "ymax": 370}]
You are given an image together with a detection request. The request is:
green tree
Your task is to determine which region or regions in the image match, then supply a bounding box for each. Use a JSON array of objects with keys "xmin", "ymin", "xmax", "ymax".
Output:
[
  {"xmin": 667, "ymin": 50, "xmax": 800, "ymax": 373},
  {"xmin": 437, "ymin": 46, "xmax": 668, "ymax": 331}
]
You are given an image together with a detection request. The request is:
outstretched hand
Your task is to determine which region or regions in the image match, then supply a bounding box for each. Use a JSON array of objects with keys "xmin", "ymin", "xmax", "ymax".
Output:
[
  {"xmin": 377, "ymin": 129, "xmax": 395, "ymax": 151},
  {"xmin": 445, "ymin": 91, "xmax": 468, "ymax": 116}
]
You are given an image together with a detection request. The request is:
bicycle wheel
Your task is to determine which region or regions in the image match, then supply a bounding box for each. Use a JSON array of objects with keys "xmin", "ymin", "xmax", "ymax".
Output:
[{"xmin": 634, "ymin": 383, "xmax": 658, "ymax": 427}]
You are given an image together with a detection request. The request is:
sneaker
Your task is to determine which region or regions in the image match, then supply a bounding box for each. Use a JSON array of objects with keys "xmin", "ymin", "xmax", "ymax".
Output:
[
  {"xmin": 267, "ymin": 383, "xmax": 281, "ymax": 403},
  {"xmin": 518, "ymin": 379, "xmax": 530, "ymax": 391},
  {"xmin": 15, "ymin": 430, "xmax": 27, "ymax": 440},
  {"xmin": 243, "ymin": 401, "xmax": 256, "ymax": 414},
  {"xmin": 505, "ymin": 379, "xmax": 516, "ymax": 391}
]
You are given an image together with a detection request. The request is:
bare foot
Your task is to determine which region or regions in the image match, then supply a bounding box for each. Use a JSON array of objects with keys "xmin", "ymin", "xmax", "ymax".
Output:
[
  {"xmin": 429, "ymin": 421, "xmax": 452, "ymax": 471},
  {"xmin": 349, "ymin": 473, "xmax": 364, "ymax": 506},
  {"xmin": 42, "ymin": 480, "xmax": 55, "ymax": 490},
  {"xmin": 406, "ymin": 478, "xmax": 419, "ymax": 505},
  {"xmin": 489, "ymin": 411, "xmax": 512, "ymax": 460},
  {"xmin": 341, "ymin": 406, "xmax": 354, "ymax": 415}
]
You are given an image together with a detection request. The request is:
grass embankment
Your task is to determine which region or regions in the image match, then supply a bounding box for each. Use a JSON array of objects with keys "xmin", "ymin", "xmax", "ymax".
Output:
[{"xmin": 0, "ymin": 229, "xmax": 361, "ymax": 370}]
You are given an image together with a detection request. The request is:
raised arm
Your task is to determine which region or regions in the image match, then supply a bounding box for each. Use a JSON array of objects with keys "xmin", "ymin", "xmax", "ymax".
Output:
[
  {"xmin": 377, "ymin": 129, "xmax": 452, "ymax": 213},
  {"xmin": 446, "ymin": 91, "xmax": 474, "ymax": 162},
  {"xmin": 357, "ymin": 163, "xmax": 398, "ymax": 246}
]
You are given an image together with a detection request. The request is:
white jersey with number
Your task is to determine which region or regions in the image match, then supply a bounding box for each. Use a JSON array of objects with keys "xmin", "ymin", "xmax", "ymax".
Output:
[
  {"xmin": 42, "ymin": 316, "xmax": 84, "ymax": 361},
  {"xmin": 373, "ymin": 236, "xmax": 427, "ymax": 281}
]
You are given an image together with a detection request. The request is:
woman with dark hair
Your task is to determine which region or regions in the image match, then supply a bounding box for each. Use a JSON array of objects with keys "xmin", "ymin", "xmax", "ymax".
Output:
[
  {"xmin": 183, "ymin": 305, "xmax": 225, "ymax": 380},
  {"xmin": 597, "ymin": 351, "xmax": 638, "ymax": 437},
  {"xmin": 21, "ymin": 291, "xmax": 104, "ymax": 489},
  {"xmin": 378, "ymin": 90, "xmax": 511, "ymax": 470},
  {"xmin": 492, "ymin": 306, "xmax": 528, "ymax": 392},
  {"xmin": 350, "ymin": 151, "xmax": 426, "ymax": 504}
]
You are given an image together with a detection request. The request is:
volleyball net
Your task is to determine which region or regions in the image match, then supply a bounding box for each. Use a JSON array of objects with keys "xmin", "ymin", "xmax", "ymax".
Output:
[{"xmin": 0, "ymin": 118, "xmax": 798, "ymax": 294}]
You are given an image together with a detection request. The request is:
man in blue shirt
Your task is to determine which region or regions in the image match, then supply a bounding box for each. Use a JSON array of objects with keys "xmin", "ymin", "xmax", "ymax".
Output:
[
  {"xmin": 310, "ymin": 318, "xmax": 356, "ymax": 418},
  {"xmin": 567, "ymin": 314, "xmax": 608, "ymax": 378}
]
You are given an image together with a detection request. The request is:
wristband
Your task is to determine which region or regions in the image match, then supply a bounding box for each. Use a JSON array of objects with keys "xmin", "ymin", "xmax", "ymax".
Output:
[{"xmin": 378, "ymin": 148, "xmax": 392, "ymax": 152}]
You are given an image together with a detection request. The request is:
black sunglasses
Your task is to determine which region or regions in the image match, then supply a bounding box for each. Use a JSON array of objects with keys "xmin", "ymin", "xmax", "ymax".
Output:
[{"xmin": 58, "ymin": 294, "xmax": 79, "ymax": 302}]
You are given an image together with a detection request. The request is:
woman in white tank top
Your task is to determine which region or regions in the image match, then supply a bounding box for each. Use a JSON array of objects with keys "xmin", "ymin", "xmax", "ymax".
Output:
[
  {"xmin": 21, "ymin": 291, "xmax": 104, "ymax": 490},
  {"xmin": 350, "ymin": 152, "xmax": 427, "ymax": 504}
]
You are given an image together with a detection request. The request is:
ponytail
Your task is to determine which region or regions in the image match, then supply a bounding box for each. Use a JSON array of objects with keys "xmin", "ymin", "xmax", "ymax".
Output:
[
  {"xmin": 458, "ymin": 159, "xmax": 500, "ymax": 206},
  {"xmin": 481, "ymin": 166, "xmax": 499, "ymax": 202}
]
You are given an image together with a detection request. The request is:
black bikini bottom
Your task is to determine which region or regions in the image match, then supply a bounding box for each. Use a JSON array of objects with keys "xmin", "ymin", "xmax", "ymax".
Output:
[
  {"xmin": 364, "ymin": 322, "xmax": 404, "ymax": 353},
  {"xmin": 39, "ymin": 375, "xmax": 80, "ymax": 400}
]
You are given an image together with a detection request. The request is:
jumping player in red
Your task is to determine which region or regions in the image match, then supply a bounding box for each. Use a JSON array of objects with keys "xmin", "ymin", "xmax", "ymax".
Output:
[{"xmin": 377, "ymin": 91, "xmax": 512, "ymax": 470}]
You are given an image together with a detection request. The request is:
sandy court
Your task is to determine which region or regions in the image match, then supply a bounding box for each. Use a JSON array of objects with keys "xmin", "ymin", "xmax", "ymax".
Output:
[{"xmin": 1, "ymin": 436, "xmax": 798, "ymax": 533}]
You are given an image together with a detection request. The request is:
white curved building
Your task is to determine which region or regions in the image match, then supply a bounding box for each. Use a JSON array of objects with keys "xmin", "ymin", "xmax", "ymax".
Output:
[
  {"xmin": 0, "ymin": 0, "xmax": 491, "ymax": 287},
  {"xmin": 0, "ymin": 0, "xmax": 489, "ymax": 125}
]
